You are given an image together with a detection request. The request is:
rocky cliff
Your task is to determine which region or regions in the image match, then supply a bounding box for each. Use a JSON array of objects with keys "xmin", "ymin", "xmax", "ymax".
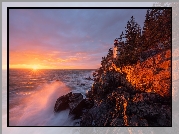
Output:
[
  {"xmin": 113, "ymin": 49, "xmax": 171, "ymax": 97},
  {"xmin": 81, "ymin": 49, "xmax": 171, "ymax": 126},
  {"xmin": 54, "ymin": 48, "xmax": 171, "ymax": 126}
]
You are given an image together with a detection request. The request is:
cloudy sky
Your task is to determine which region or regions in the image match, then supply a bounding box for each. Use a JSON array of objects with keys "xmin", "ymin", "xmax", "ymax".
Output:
[{"xmin": 9, "ymin": 8, "xmax": 148, "ymax": 69}]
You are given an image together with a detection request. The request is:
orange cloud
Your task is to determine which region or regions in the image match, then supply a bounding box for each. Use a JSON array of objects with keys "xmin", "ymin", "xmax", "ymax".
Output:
[{"xmin": 9, "ymin": 50, "xmax": 96, "ymax": 69}]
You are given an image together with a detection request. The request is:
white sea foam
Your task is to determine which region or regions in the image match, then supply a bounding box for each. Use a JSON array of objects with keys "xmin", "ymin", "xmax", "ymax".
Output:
[
  {"xmin": 8, "ymin": 69, "xmax": 95, "ymax": 127},
  {"xmin": 9, "ymin": 81, "xmax": 74, "ymax": 126}
]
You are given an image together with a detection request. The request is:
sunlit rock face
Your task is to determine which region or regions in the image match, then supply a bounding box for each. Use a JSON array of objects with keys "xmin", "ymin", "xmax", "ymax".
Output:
[
  {"xmin": 82, "ymin": 85, "xmax": 171, "ymax": 126},
  {"xmin": 114, "ymin": 49, "xmax": 171, "ymax": 97},
  {"xmin": 79, "ymin": 49, "xmax": 171, "ymax": 126},
  {"xmin": 53, "ymin": 49, "xmax": 171, "ymax": 126}
]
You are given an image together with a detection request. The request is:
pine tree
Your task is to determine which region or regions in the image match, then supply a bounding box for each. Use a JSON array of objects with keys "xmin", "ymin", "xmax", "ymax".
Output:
[
  {"xmin": 123, "ymin": 16, "xmax": 142, "ymax": 65},
  {"xmin": 105, "ymin": 48, "xmax": 113, "ymax": 70},
  {"xmin": 116, "ymin": 31, "xmax": 126, "ymax": 67},
  {"xmin": 117, "ymin": 31, "xmax": 125, "ymax": 57},
  {"xmin": 101, "ymin": 56, "xmax": 106, "ymax": 70},
  {"xmin": 142, "ymin": 9, "xmax": 171, "ymax": 51},
  {"xmin": 160, "ymin": 9, "xmax": 171, "ymax": 49}
]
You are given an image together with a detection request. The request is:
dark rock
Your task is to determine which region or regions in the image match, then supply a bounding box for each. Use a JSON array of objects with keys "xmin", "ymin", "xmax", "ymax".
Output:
[
  {"xmin": 84, "ymin": 99, "xmax": 94, "ymax": 109},
  {"xmin": 54, "ymin": 52, "xmax": 171, "ymax": 126},
  {"xmin": 129, "ymin": 115, "xmax": 139, "ymax": 126},
  {"xmin": 54, "ymin": 92, "xmax": 72, "ymax": 112},
  {"xmin": 128, "ymin": 114, "xmax": 148, "ymax": 126},
  {"xmin": 157, "ymin": 105, "xmax": 171, "ymax": 126},
  {"xmin": 54, "ymin": 92, "xmax": 94, "ymax": 118},
  {"xmin": 69, "ymin": 93, "xmax": 84, "ymax": 117},
  {"xmin": 80, "ymin": 113, "xmax": 93, "ymax": 126},
  {"xmin": 86, "ymin": 90, "xmax": 93, "ymax": 98},
  {"xmin": 110, "ymin": 118, "xmax": 124, "ymax": 126},
  {"xmin": 69, "ymin": 93, "xmax": 83, "ymax": 102},
  {"xmin": 139, "ymin": 118, "xmax": 148, "ymax": 126},
  {"xmin": 79, "ymin": 49, "xmax": 171, "ymax": 126},
  {"xmin": 81, "ymin": 83, "xmax": 85, "ymax": 86},
  {"xmin": 81, "ymin": 100, "xmax": 116, "ymax": 126},
  {"xmin": 85, "ymin": 76, "xmax": 93, "ymax": 81},
  {"xmin": 54, "ymin": 92, "xmax": 84, "ymax": 115},
  {"xmin": 54, "ymin": 92, "xmax": 94, "ymax": 119}
]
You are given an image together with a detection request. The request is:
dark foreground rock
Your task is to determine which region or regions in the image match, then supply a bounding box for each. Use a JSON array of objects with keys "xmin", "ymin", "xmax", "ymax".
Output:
[
  {"xmin": 54, "ymin": 92, "xmax": 94, "ymax": 119},
  {"xmin": 79, "ymin": 86, "xmax": 171, "ymax": 126},
  {"xmin": 69, "ymin": 93, "xmax": 84, "ymax": 118},
  {"xmin": 54, "ymin": 81, "xmax": 171, "ymax": 126},
  {"xmin": 54, "ymin": 63, "xmax": 171, "ymax": 126},
  {"xmin": 54, "ymin": 92, "xmax": 72, "ymax": 112}
]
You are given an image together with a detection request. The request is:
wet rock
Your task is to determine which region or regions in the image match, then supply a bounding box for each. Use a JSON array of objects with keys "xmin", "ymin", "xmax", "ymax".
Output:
[
  {"xmin": 54, "ymin": 92, "xmax": 72, "ymax": 112},
  {"xmin": 81, "ymin": 83, "xmax": 85, "ymax": 86},
  {"xmin": 69, "ymin": 93, "xmax": 84, "ymax": 117},
  {"xmin": 54, "ymin": 92, "xmax": 95, "ymax": 119},
  {"xmin": 85, "ymin": 76, "xmax": 93, "ymax": 81},
  {"xmin": 69, "ymin": 93, "xmax": 83, "ymax": 102},
  {"xmin": 54, "ymin": 92, "xmax": 84, "ymax": 114}
]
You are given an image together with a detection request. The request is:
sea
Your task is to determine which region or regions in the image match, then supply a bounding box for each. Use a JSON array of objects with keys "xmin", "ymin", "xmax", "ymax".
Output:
[
  {"xmin": 8, "ymin": 69, "xmax": 95, "ymax": 126},
  {"xmin": 2, "ymin": 67, "xmax": 179, "ymax": 133}
]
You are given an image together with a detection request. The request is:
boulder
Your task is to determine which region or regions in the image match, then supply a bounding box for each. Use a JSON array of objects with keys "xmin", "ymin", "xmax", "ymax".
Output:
[
  {"xmin": 69, "ymin": 93, "xmax": 84, "ymax": 117},
  {"xmin": 54, "ymin": 92, "xmax": 94, "ymax": 119},
  {"xmin": 54, "ymin": 92, "xmax": 72, "ymax": 112},
  {"xmin": 69, "ymin": 93, "xmax": 83, "ymax": 102}
]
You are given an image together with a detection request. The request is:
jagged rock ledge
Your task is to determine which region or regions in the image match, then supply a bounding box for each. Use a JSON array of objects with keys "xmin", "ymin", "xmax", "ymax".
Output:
[
  {"xmin": 54, "ymin": 84, "xmax": 171, "ymax": 126},
  {"xmin": 54, "ymin": 92, "xmax": 94, "ymax": 119},
  {"xmin": 54, "ymin": 49, "xmax": 171, "ymax": 126}
]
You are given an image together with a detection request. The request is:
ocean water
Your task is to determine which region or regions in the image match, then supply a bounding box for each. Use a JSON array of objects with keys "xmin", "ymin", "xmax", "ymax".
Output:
[
  {"xmin": 2, "ymin": 66, "xmax": 179, "ymax": 133},
  {"xmin": 8, "ymin": 69, "xmax": 94, "ymax": 126}
]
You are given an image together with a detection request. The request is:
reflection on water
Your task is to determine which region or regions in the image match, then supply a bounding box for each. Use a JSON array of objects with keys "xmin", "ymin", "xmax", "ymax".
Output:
[{"xmin": 8, "ymin": 69, "xmax": 94, "ymax": 126}]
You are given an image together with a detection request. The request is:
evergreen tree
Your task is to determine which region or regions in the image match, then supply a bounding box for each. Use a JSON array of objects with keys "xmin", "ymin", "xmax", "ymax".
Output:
[
  {"xmin": 123, "ymin": 16, "xmax": 142, "ymax": 65},
  {"xmin": 95, "ymin": 7, "xmax": 171, "ymax": 79},
  {"xmin": 160, "ymin": 9, "xmax": 171, "ymax": 49},
  {"xmin": 142, "ymin": 9, "xmax": 171, "ymax": 51},
  {"xmin": 115, "ymin": 33, "xmax": 126, "ymax": 68},
  {"xmin": 107, "ymin": 48, "xmax": 113, "ymax": 58},
  {"xmin": 105, "ymin": 48, "xmax": 113, "ymax": 70},
  {"xmin": 117, "ymin": 31, "xmax": 125, "ymax": 57},
  {"xmin": 101, "ymin": 56, "xmax": 106, "ymax": 70}
]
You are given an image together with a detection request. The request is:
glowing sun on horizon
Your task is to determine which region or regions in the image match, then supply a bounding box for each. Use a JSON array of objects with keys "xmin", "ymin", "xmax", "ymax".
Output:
[{"xmin": 32, "ymin": 65, "xmax": 39, "ymax": 70}]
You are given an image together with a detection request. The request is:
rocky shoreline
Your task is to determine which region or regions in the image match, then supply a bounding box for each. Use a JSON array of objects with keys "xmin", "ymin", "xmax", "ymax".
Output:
[
  {"xmin": 54, "ymin": 92, "xmax": 94, "ymax": 120},
  {"xmin": 53, "ymin": 8, "xmax": 171, "ymax": 126},
  {"xmin": 54, "ymin": 68, "xmax": 171, "ymax": 126}
]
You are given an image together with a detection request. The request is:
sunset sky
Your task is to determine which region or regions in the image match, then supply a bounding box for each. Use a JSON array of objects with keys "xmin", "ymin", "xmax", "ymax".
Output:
[{"xmin": 9, "ymin": 8, "xmax": 148, "ymax": 69}]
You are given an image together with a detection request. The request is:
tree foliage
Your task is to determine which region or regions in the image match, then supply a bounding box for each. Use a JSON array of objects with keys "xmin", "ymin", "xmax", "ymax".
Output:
[
  {"xmin": 115, "ymin": 16, "xmax": 142, "ymax": 66},
  {"xmin": 142, "ymin": 9, "xmax": 171, "ymax": 51},
  {"xmin": 116, "ymin": 8, "xmax": 171, "ymax": 67},
  {"xmin": 94, "ymin": 8, "xmax": 171, "ymax": 78}
]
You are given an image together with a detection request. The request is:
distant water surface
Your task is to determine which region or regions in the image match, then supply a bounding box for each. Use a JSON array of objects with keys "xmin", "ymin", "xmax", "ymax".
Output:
[{"xmin": 8, "ymin": 69, "xmax": 94, "ymax": 126}]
